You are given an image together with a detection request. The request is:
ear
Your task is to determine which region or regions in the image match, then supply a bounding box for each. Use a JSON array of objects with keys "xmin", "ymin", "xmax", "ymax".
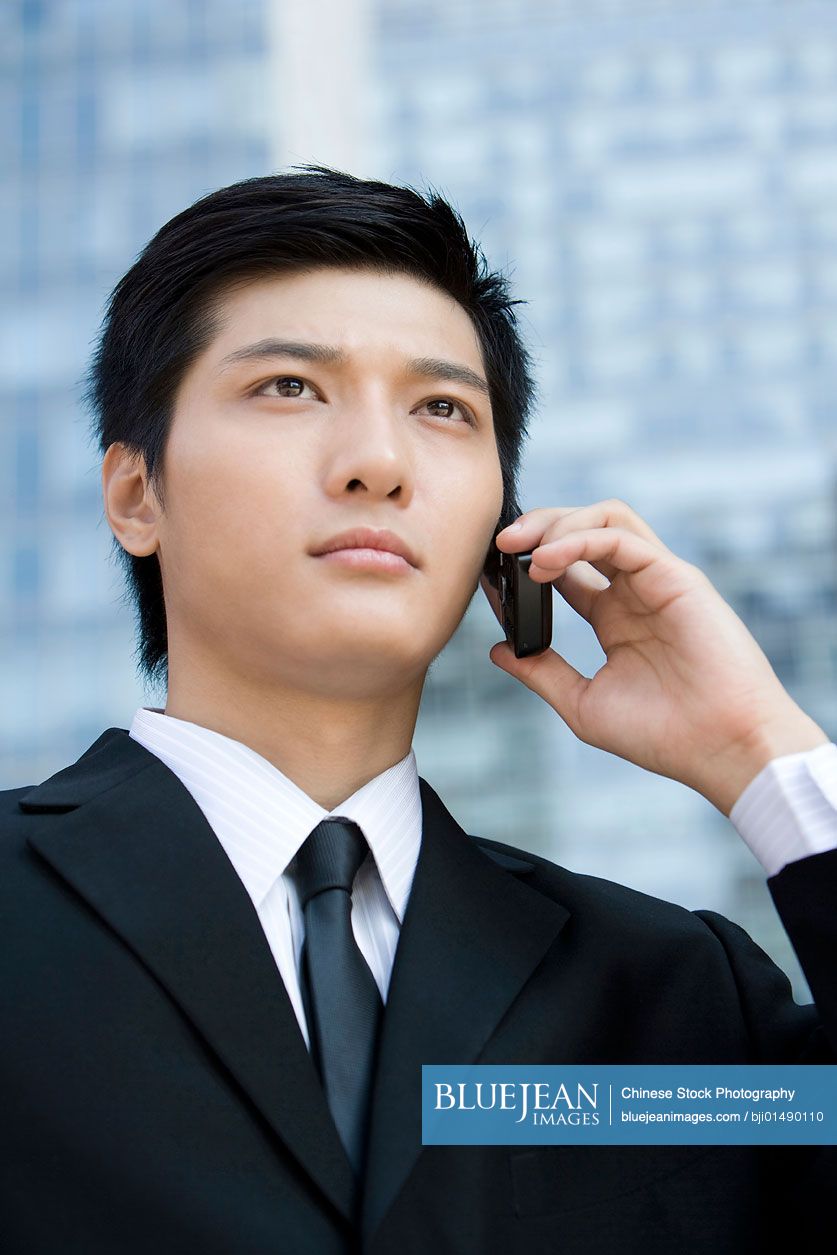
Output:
[{"xmin": 101, "ymin": 442, "xmax": 161, "ymax": 558}]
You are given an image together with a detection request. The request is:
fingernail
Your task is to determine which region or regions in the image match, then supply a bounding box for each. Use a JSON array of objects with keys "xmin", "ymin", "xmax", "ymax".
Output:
[{"xmin": 500, "ymin": 519, "xmax": 524, "ymax": 534}]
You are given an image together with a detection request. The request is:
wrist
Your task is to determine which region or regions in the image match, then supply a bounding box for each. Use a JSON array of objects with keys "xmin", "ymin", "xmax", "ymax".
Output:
[{"xmin": 708, "ymin": 707, "xmax": 831, "ymax": 817}]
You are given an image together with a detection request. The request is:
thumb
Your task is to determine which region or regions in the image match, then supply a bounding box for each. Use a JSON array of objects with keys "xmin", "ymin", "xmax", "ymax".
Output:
[{"xmin": 489, "ymin": 640, "xmax": 589, "ymax": 734}]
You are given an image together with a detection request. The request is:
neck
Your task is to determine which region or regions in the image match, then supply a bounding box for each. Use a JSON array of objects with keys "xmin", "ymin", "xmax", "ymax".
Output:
[{"xmin": 162, "ymin": 655, "xmax": 426, "ymax": 811}]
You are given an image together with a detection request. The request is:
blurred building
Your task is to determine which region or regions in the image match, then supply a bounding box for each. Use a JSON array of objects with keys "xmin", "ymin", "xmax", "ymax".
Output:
[
  {"xmin": 3, "ymin": 0, "xmax": 836, "ymax": 997},
  {"xmin": 2, "ymin": 0, "xmax": 272, "ymax": 785},
  {"xmin": 383, "ymin": 0, "xmax": 837, "ymax": 997}
]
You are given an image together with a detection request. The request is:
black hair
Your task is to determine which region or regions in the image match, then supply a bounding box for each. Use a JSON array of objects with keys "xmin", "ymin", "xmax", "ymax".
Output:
[{"xmin": 85, "ymin": 164, "xmax": 538, "ymax": 689}]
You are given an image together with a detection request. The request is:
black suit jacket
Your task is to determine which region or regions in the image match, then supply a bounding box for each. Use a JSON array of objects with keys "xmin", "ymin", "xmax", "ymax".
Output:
[{"xmin": 1, "ymin": 728, "xmax": 834, "ymax": 1253}]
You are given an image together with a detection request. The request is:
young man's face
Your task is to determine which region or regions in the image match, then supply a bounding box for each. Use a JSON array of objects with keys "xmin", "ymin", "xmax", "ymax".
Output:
[{"xmin": 151, "ymin": 266, "xmax": 505, "ymax": 698}]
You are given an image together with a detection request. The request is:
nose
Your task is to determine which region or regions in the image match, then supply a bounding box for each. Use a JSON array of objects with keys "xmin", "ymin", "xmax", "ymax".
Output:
[{"xmin": 320, "ymin": 400, "xmax": 415, "ymax": 504}]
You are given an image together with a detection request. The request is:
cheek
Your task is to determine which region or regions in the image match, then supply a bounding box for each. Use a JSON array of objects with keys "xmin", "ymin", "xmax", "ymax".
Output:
[
  {"xmin": 161, "ymin": 435, "xmax": 296, "ymax": 582},
  {"xmin": 173, "ymin": 416, "xmax": 302, "ymax": 517},
  {"xmin": 429, "ymin": 460, "xmax": 503, "ymax": 579},
  {"xmin": 456, "ymin": 455, "xmax": 504, "ymax": 546}
]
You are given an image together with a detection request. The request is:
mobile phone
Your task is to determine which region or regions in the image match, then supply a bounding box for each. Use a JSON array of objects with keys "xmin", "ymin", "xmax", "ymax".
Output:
[{"xmin": 498, "ymin": 549, "xmax": 552, "ymax": 658}]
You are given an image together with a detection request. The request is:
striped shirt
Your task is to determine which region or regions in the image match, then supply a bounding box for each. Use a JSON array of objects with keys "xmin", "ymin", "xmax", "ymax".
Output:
[
  {"xmin": 730, "ymin": 740, "xmax": 837, "ymax": 877},
  {"xmin": 129, "ymin": 706, "xmax": 421, "ymax": 1050}
]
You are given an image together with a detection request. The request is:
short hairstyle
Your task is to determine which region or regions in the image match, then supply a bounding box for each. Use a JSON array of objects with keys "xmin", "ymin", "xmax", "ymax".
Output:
[{"xmin": 85, "ymin": 165, "xmax": 538, "ymax": 689}]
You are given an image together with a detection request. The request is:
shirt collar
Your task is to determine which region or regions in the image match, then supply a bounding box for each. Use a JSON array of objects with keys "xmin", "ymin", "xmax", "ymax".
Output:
[{"xmin": 128, "ymin": 706, "xmax": 422, "ymax": 922}]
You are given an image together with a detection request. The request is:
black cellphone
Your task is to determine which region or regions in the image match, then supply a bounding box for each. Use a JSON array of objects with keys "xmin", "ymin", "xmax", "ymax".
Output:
[{"xmin": 498, "ymin": 549, "xmax": 553, "ymax": 658}]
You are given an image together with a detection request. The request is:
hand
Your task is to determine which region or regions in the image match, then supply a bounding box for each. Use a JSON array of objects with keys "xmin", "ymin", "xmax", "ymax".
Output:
[{"xmin": 479, "ymin": 499, "xmax": 829, "ymax": 815}]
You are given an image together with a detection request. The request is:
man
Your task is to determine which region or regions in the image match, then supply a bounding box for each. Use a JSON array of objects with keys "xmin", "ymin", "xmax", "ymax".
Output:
[{"xmin": 1, "ymin": 166, "xmax": 834, "ymax": 1254}]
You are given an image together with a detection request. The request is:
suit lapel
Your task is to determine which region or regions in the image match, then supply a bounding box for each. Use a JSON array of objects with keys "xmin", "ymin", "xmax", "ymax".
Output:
[
  {"xmin": 360, "ymin": 776, "xmax": 570, "ymax": 1247},
  {"xmin": 20, "ymin": 729, "xmax": 357, "ymax": 1225},
  {"xmin": 20, "ymin": 729, "xmax": 572, "ymax": 1245}
]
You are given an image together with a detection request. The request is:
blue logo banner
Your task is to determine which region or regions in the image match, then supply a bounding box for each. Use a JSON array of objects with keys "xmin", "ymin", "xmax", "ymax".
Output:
[{"xmin": 421, "ymin": 1065, "xmax": 837, "ymax": 1145}]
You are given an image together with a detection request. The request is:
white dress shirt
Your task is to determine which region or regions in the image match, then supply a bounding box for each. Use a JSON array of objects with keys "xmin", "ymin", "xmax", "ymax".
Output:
[
  {"xmin": 129, "ymin": 707, "xmax": 837, "ymax": 1049},
  {"xmin": 129, "ymin": 706, "xmax": 422, "ymax": 1050},
  {"xmin": 729, "ymin": 740, "xmax": 837, "ymax": 877}
]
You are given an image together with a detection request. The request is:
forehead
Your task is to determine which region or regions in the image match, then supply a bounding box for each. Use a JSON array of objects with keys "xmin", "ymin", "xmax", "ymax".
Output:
[{"xmin": 202, "ymin": 266, "xmax": 485, "ymax": 370}]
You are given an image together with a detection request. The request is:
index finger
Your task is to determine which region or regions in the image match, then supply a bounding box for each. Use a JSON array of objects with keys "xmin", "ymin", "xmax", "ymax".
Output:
[{"xmin": 496, "ymin": 506, "xmax": 585, "ymax": 548}]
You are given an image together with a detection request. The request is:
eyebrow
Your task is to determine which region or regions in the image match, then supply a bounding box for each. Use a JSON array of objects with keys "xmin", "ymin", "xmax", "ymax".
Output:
[{"xmin": 216, "ymin": 338, "xmax": 491, "ymax": 397}]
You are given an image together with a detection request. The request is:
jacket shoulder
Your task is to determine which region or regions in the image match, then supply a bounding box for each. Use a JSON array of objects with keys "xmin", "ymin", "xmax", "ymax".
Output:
[
  {"xmin": 0, "ymin": 785, "xmax": 47, "ymax": 865},
  {"xmin": 1, "ymin": 786, "xmax": 36, "ymax": 809},
  {"xmin": 471, "ymin": 832, "xmax": 721, "ymax": 942},
  {"xmin": 0, "ymin": 785, "xmax": 38, "ymax": 831}
]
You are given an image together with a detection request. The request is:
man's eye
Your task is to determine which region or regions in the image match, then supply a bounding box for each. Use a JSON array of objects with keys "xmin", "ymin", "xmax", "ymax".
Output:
[
  {"xmin": 252, "ymin": 379, "xmax": 474, "ymax": 424},
  {"xmin": 419, "ymin": 397, "xmax": 475, "ymax": 425},
  {"xmin": 255, "ymin": 376, "xmax": 317, "ymax": 399}
]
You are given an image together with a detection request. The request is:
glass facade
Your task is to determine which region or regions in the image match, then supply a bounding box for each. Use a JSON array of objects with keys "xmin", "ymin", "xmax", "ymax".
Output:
[
  {"xmin": 2, "ymin": 0, "xmax": 270, "ymax": 786},
  {"xmin": 383, "ymin": 0, "xmax": 837, "ymax": 999},
  {"xmin": 4, "ymin": 0, "xmax": 836, "ymax": 998}
]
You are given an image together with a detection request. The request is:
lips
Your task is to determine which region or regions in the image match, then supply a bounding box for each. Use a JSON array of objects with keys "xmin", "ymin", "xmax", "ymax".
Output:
[{"xmin": 310, "ymin": 527, "xmax": 419, "ymax": 568}]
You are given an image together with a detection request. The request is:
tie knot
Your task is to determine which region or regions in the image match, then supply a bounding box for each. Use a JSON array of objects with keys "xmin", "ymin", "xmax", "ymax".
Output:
[{"xmin": 293, "ymin": 818, "xmax": 370, "ymax": 910}]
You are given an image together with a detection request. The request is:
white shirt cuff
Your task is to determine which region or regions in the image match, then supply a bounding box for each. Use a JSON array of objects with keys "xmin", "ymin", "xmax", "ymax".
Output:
[{"xmin": 729, "ymin": 742, "xmax": 837, "ymax": 877}]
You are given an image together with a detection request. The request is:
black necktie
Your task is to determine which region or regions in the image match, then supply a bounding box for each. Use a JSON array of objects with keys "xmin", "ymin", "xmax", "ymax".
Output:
[{"xmin": 293, "ymin": 818, "xmax": 384, "ymax": 1180}]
